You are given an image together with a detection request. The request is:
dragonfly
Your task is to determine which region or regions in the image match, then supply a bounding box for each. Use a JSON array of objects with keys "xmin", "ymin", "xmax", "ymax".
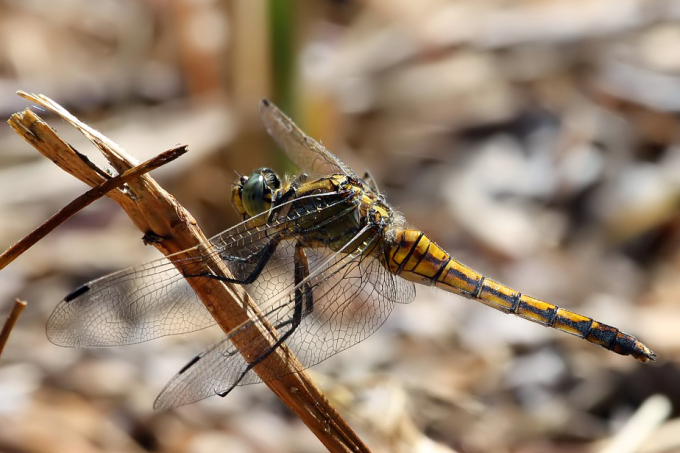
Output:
[{"xmin": 47, "ymin": 99, "xmax": 656, "ymax": 410}]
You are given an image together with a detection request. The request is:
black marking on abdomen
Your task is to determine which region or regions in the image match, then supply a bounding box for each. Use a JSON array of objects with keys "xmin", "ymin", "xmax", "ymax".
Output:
[
  {"xmin": 555, "ymin": 312, "xmax": 593, "ymax": 337},
  {"xmin": 64, "ymin": 285, "xmax": 90, "ymax": 302},
  {"xmin": 432, "ymin": 257, "xmax": 451, "ymax": 282},
  {"xmin": 546, "ymin": 306, "xmax": 559, "ymax": 327},
  {"xmin": 510, "ymin": 293, "xmax": 522, "ymax": 313},
  {"xmin": 473, "ymin": 277, "xmax": 486, "ymax": 298},
  {"xmin": 446, "ymin": 266, "xmax": 479, "ymax": 286},
  {"xmin": 589, "ymin": 324, "xmax": 618, "ymax": 348},
  {"xmin": 397, "ymin": 232, "xmax": 424, "ymax": 273},
  {"xmin": 411, "ymin": 242, "xmax": 430, "ymax": 272},
  {"xmin": 583, "ymin": 318, "xmax": 594, "ymax": 339},
  {"xmin": 612, "ymin": 333, "xmax": 635, "ymax": 354},
  {"xmin": 518, "ymin": 299, "xmax": 553, "ymax": 321},
  {"xmin": 481, "ymin": 283, "xmax": 515, "ymax": 303}
]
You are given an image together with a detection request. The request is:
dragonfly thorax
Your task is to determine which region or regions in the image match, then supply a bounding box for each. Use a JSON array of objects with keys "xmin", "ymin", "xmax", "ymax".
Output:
[{"xmin": 232, "ymin": 167, "xmax": 281, "ymax": 218}]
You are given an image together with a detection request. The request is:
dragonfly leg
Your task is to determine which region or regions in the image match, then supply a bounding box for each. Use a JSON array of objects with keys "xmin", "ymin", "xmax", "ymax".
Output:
[
  {"xmin": 273, "ymin": 245, "xmax": 314, "ymax": 329},
  {"xmin": 185, "ymin": 238, "xmax": 280, "ymax": 285},
  {"xmin": 216, "ymin": 242, "xmax": 312, "ymax": 397}
]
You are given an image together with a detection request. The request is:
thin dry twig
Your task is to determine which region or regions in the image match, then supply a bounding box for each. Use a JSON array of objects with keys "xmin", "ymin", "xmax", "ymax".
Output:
[
  {"xmin": 8, "ymin": 92, "xmax": 369, "ymax": 453},
  {"xmin": 0, "ymin": 146, "xmax": 187, "ymax": 270},
  {"xmin": 0, "ymin": 299, "xmax": 28, "ymax": 358}
]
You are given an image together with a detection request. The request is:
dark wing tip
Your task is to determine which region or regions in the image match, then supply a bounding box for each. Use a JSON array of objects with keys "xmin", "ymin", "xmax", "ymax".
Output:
[
  {"xmin": 64, "ymin": 284, "xmax": 90, "ymax": 302},
  {"xmin": 178, "ymin": 354, "xmax": 202, "ymax": 375},
  {"xmin": 261, "ymin": 98, "xmax": 271, "ymax": 107}
]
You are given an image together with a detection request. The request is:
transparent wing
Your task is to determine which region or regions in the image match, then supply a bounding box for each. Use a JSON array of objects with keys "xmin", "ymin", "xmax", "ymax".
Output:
[
  {"xmin": 260, "ymin": 99, "xmax": 358, "ymax": 178},
  {"xmin": 154, "ymin": 229, "xmax": 416, "ymax": 409},
  {"xmin": 46, "ymin": 192, "xmax": 351, "ymax": 347}
]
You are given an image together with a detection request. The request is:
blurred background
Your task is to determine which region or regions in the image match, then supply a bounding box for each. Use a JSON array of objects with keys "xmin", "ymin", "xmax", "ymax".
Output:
[{"xmin": 1, "ymin": 0, "xmax": 680, "ymax": 452}]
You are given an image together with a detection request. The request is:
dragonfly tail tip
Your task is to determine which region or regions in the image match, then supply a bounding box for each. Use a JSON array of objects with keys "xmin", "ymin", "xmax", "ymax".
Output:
[{"xmin": 634, "ymin": 343, "xmax": 657, "ymax": 363}]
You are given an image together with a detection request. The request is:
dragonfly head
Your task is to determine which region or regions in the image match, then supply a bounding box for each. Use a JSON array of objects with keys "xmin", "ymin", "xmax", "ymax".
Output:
[{"xmin": 232, "ymin": 167, "xmax": 281, "ymax": 218}]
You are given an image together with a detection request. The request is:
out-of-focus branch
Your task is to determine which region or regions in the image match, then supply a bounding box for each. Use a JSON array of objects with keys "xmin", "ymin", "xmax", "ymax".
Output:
[
  {"xmin": 0, "ymin": 299, "xmax": 28, "ymax": 358},
  {"xmin": 0, "ymin": 145, "xmax": 187, "ymax": 270}
]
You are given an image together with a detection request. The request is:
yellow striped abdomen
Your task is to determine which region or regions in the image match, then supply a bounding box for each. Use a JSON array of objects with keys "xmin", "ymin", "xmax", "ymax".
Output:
[{"xmin": 385, "ymin": 229, "xmax": 655, "ymax": 362}]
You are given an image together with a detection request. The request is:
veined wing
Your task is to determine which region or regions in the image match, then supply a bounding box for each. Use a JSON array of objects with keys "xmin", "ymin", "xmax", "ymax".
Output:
[
  {"xmin": 154, "ymin": 227, "xmax": 416, "ymax": 410},
  {"xmin": 46, "ymin": 191, "xmax": 352, "ymax": 347},
  {"xmin": 260, "ymin": 99, "xmax": 358, "ymax": 178}
]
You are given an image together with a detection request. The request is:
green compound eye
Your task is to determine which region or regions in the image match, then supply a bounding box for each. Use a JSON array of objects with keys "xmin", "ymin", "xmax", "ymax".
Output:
[
  {"xmin": 240, "ymin": 168, "xmax": 281, "ymax": 217},
  {"xmin": 241, "ymin": 173, "xmax": 268, "ymax": 217}
]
